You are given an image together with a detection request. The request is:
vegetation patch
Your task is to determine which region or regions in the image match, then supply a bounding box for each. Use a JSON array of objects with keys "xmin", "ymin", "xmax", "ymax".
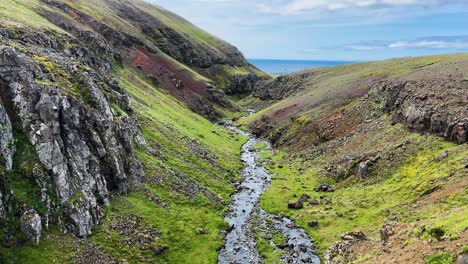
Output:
[{"xmin": 424, "ymin": 252, "xmax": 453, "ymax": 264}]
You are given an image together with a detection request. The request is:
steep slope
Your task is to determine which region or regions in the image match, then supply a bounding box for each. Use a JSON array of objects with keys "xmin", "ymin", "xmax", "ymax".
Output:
[
  {"xmin": 1, "ymin": 0, "xmax": 267, "ymax": 120},
  {"xmin": 0, "ymin": 0, "xmax": 265, "ymax": 263},
  {"xmin": 239, "ymin": 55, "xmax": 468, "ymax": 263}
]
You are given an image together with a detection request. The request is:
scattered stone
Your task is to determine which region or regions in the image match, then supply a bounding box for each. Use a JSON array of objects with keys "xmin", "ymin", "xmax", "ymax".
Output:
[
  {"xmin": 380, "ymin": 224, "xmax": 394, "ymax": 244},
  {"xmin": 152, "ymin": 246, "xmax": 168, "ymax": 256},
  {"xmin": 309, "ymin": 200, "xmax": 319, "ymax": 206},
  {"xmin": 288, "ymin": 200, "xmax": 304, "ymax": 209},
  {"xmin": 356, "ymin": 160, "xmax": 372, "ymax": 178},
  {"xmin": 307, "ymin": 220, "xmax": 319, "ymax": 228},
  {"xmin": 109, "ymin": 214, "xmax": 160, "ymax": 250},
  {"xmin": 341, "ymin": 231, "xmax": 367, "ymax": 241},
  {"xmin": 324, "ymin": 231, "xmax": 368, "ymax": 264},
  {"xmin": 288, "ymin": 194, "xmax": 310, "ymax": 209},
  {"xmin": 314, "ymin": 184, "xmax": 334, "ymax": 193},
  {"xmin": 438, "ymin": 151, "xmax": 449, "ymax": 161},
  {"xmin": 198, "ymin": 228, "xmax": 209, "ymax": 235}
]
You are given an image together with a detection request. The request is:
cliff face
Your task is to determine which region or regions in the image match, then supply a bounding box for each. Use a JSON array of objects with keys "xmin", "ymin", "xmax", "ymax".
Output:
[
  {"xmin": 0, "ymin": 0, "xmax": 264, "ymax": 252},
  {"xmin": 0, "ymin": 31, "xmax": 144, "ymax": 240}
]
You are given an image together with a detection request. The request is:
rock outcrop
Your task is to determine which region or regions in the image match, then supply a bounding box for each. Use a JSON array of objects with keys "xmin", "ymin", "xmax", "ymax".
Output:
[
  {"xmin": 226, "ymin": 74, "xmax": 264, "ymax": 95},
  {"xmin": 0, "ymin": 103, "xmax": 14, "ymax": 171},
  {"xmin": 0, "ymin": 37, "xmax": 144, "ymax": 240},
  {"xmin": 324, "ymin": 231, "xmax": 368, "ymax": 264},
  {"xmin": 373, "ymin": 77, "xmax": 468, "ymax": 144},
  {"xmin": 252, "ymin": 73, "xmax": 312, "ymax": 100},
  {"xmin": 20, "ymin": 209, "xmax": 42, "ymax": 244}
]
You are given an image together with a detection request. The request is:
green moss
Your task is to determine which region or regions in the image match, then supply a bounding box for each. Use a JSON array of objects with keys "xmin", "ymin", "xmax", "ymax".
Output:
[
  {"xmin": 424, "ymin": 227, "xmax": 445, "ymax": 241},
  {"xmin": 256, "ymin": 236, "xmax": 284, "ymax": 264},
  {"xmin": 0, "ymin": 229, "xmax": 76, "ymax": 264},
  {"xmin": 85, "ymin": 67, "xmax": 248, "ymax": 263},
  {"xmin": 424, "ymin": 252, "xmax": 453, "ymax": 264},
  {"xmin": 260, "ymin": 134, "xmax": 467, "ymax": 254},
  {"xmin": 461, "ymin": 246, "xmax": 468, "ymax": 254},
  {"xmin": 92, "ymin": 187, "xmax": 229, "ymax": 263},
  {"xmin": 110, "ymin": 103, "xmax": 127, "ymax": 117},
  {"xmin": 253, "ymin": 141, "xmax": 268, "ymax": 150},
  {"xmin": 0, "ymin": 0, "xmax": 65, "ymax": 31},
  {"xmin": 34, "ymin": 55, "xmax": 69, "ymax": 81}
]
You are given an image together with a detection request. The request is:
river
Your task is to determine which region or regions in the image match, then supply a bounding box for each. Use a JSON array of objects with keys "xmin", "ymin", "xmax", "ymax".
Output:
[{"xmin": 217, "ymin": 122, "xmax": 320, "ymax": 264}]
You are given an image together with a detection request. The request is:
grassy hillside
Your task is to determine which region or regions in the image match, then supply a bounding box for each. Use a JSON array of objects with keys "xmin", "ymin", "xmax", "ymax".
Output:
[
  {"xmin": 0, "ymin": 0, "xmax": 263, "ymax": 262},
  {"xmin": 0, "ymin": 65, "xmax": 248, "ymax": 264},
  {"xmin": 1, "ymin": 0, "xmax": 267, "ymax": 120},
  {"xmin": 238, "ymin": 54, "xmax": 468, "ymax": 262}
]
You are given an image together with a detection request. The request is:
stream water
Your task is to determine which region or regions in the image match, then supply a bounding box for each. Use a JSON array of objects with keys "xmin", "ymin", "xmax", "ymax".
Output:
[{"xmin": 217, "ymin": 122, "xmax": 320, "ymax": 264}]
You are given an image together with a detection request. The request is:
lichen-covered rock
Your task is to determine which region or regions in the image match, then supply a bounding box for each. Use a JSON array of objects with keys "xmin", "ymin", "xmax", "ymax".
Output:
[
  {"xmin": 373, "ymin": 75, "xmax": 468, "ymax": 144},
  {"xmin": 0, "ymin": 42, "xmax": 144, "ymax": 238},
  {"xmin": 20, "ymin": 209, "xmax": 42, "ymax": 244},
  {"xmin": 356, "ymin": 160, "xmax": 371, "ymax": 178},
  {"xmin": 226, "ymin": 74, "xmax": 263, "ymax": 95},
  {"xmin": 0, "ymin": 102, "xmax": 14, "ymax": 219},
  {"xmin": 0, "ymin": 187, "xmax": 5, "ymax": 218},
  {"xmin": 0, "ymin": 103, "xmax": 14, "ymax": 171},
  {"xmin": 324, "ymin": 231, "xmax": 368, "ymax": 264}
]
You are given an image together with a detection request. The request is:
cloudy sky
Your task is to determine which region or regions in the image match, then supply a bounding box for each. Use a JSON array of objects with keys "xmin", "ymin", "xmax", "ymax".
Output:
[{"xmin": 147, "ymin": 0, "xmax": 468, "ymax": 61}]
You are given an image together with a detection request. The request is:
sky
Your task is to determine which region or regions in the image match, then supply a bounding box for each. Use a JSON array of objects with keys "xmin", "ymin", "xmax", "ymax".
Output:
[{"xmin": 147, "ymin": 0, "xmax": 468, "ymax": 61}]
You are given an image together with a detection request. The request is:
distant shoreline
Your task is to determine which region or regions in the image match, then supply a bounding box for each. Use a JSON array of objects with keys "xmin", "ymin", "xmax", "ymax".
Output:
[{"xmin": 248, "ymin": 58, "xmax": 356, "ymax": 76}]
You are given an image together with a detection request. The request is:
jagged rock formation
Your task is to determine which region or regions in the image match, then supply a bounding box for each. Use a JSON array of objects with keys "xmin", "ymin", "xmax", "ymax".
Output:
[
  {"xmin": 226, "ymin": 74, "xmax": 264, "ymax": 95},
  {"xmin": 374, "ymin": 76, "xmax": 468, "ymax": 144},
  {"xmin": 252, "ymin": 73, "xmax": 313, "ymax": 100},
  {"xmin": 0, "ymin": 40, "xmax": 145, "ymax": 239}
]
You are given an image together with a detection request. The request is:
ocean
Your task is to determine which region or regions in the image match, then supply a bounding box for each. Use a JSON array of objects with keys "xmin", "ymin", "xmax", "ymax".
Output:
[{"xmin": 248, "ymin": 59, "xmax": 354, "ymax": 76}]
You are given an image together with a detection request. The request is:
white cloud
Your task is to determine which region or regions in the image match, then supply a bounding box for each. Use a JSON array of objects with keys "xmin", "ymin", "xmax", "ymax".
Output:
[
  {"xmin": 388, "ymin": 40, "xmax": 468, "ymax": 49},
  {"xmin": 258, "ymin": 0, "xmax": 465, "ymax": 15}
]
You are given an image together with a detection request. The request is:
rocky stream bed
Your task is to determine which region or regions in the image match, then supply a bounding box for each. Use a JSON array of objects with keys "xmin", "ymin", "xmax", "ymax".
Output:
[{"xmin": 217, "ymin": 121, "xmax": 320, "ymax": 264}]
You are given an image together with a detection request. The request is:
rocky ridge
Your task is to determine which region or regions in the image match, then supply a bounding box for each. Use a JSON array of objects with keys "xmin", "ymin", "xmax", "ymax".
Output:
[{"xmin": 0, "ymin": 31, "xmax": 145, "ymax": 241}]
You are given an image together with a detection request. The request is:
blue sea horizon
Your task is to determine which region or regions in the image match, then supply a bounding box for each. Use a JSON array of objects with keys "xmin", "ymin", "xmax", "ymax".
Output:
[{"xmin": 248, "ymin": 59, "xmax": 355, "ymax": 76}]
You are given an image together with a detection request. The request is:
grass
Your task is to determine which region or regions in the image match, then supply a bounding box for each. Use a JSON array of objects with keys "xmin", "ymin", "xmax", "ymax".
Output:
[
  {"xmin": 424, "ymin": 252, "xmax": 453, "ymax": 264},
  {"xmin": 87, "ymin": 67, "xmax": 248, "ymax": 262},
  {"xmin": 238, "ymin": 53, "xmax": 468, "ymax": 129},
  {"xmin": 92, "ymin": 186, "xmax": 229, "ymax": 263},
  {"xmin": 256, "ymin": 236, "xmax": 284, "ymax": 264},
  {"xmin": 260, "ymin": 132, "xmax": 468, "ymax": 254},
  {"xmin": 0, "ymin": 0, "xmax": 65, "ymax": 31},
  {"xmin": 253, "ymin": 141, "xmax": 268, "ymax": 150},
  {"xmin": 0, "ymin": 229, "xmax": 77, "ymax": 264}
]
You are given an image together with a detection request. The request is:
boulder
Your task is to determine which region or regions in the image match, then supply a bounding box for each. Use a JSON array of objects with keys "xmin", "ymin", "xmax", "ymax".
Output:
[
  {"xmin": 457, "ymin": 255, "xmax": 468, "ymax": 264},
  {"xmin": 314, "ymin": 184, "xmax": 335, "ymax": 193},
  {"xmin": 379, "ymin": 224, "xmax": 394, "ymax": 244},
  {"xmin": 438, "ymin": 151, "xmax": 449, "ymax": 161},
  {"xmin": 307, "ymin": 220, "xmax": 319, "ymax": 228},
  {"xmin": 20, "ymin": 209, "xmax": 42, "ymax": 244},
  {"xmin": 356, "ymin": 160, "xmax": 372, "ymax": 178},
  {"xmin": 152, "ymin": 246, "xmax": 168, "ymax": 256}
]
